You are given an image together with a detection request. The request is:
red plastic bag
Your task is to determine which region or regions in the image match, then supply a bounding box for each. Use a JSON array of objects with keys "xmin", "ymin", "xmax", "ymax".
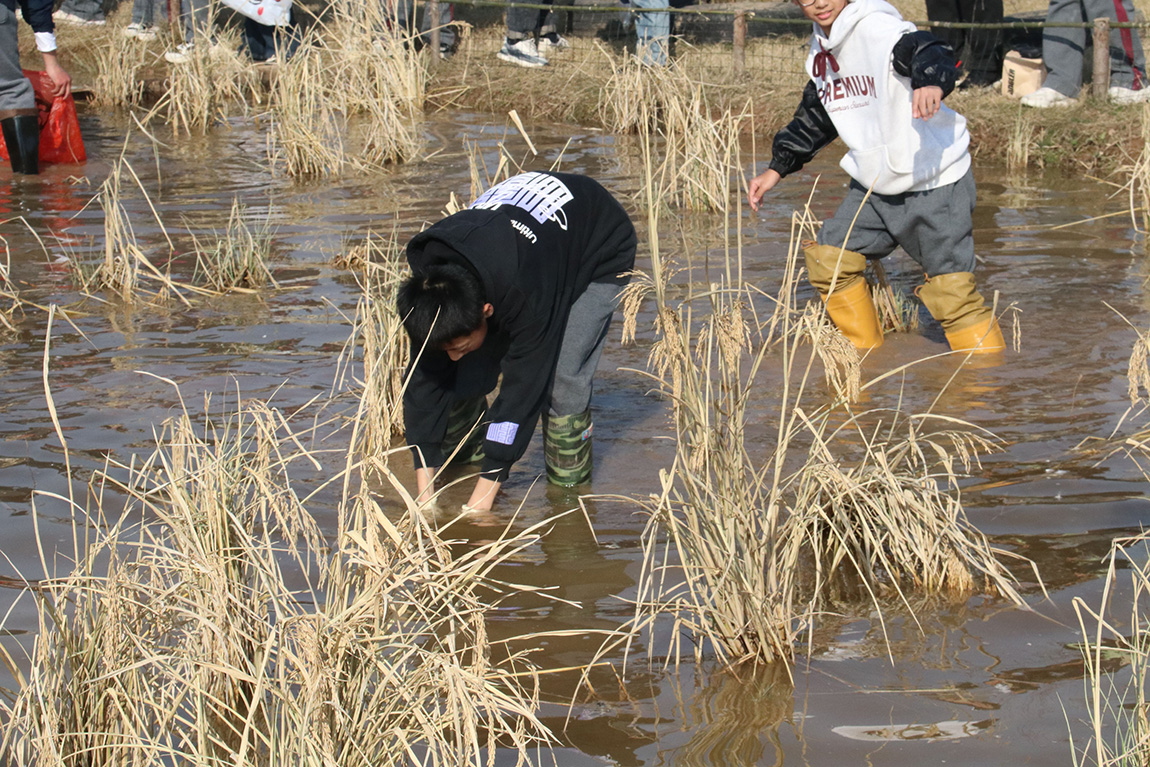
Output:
[{"xmin": 0, "ymin": 69, "xmax": 86, "ymax": 165}]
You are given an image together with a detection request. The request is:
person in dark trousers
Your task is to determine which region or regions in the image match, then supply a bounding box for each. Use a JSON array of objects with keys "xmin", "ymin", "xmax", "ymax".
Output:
[
  {"xmin": 0, "ymin": 0, "xmax": 70, "ymax": 175},
  {"xmin": 397, "ymin": 171, "xmax": 636, "ymax": 513},
  {"xmin": 924, "ymin": 0, "xmax": 1003, "ymax": 87}
]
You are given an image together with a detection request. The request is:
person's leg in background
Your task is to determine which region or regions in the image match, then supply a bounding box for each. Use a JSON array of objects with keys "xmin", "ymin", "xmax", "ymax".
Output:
[
  {"xmin": 963, "ymin": 0, "xmax": 1003, "ymax": 86},
  {"xmin": 0, "ymin": 5, "xmax": 38, "ymax": 174},
  {"xmin": 632, "ymin": 0, "xmax": 670, "ymax": 65},
  {"xmin": 54, "ymin": 0, "xmax": 107, "ymax": 26},
  {"xmin": 1098, "ymin": 0, "xmax": 1149, "ymax": 101},
  {"xmin": 535, "ymin": 0, "xmax": 568, "ymax": 53},
  {"xmin": 1037, "ymin": 0, "xmax": 1086, "ymax": 97},
  {"xmin": 415, "ymin": 0, "xmax": 456, "ymax": 57},
  {"xmin": 164, "ymin": 0, "xmax": 214, "ymax": 63},
  {"xmin": 243, "ymin": 16, "xmax": 275, "ymax": 62},
  {"xmin": 125, "ymin": 0, "xmax": 161, "ymax": 39},
  {"xmin": 497, "ymin": 0, "xmax": 549, "ymax": 67},
  {"xmin": 924, "ymin": 0, "xmax": 966, "ymax": 70}
]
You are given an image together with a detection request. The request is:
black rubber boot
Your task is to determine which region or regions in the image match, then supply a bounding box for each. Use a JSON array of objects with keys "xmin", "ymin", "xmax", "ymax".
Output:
[{"xmin": 1, "ymin": 115, "xmax": 40, "ymax": 175}]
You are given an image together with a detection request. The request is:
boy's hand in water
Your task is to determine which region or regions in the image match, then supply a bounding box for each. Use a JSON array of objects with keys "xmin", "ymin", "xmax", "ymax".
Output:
[{"xmin": 748, "ymin": 169, "xmax": 782, "ymax": 212}]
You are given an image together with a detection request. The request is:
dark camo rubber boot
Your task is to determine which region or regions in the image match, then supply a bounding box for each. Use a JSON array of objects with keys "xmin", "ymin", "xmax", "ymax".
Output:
[
  {"xmin": 442, "ymin": 395, "xmax": 487, "ymax": 465},
  {"xmin": 544, "ymin": 409, "xmax": 593, "ymax": 486}
]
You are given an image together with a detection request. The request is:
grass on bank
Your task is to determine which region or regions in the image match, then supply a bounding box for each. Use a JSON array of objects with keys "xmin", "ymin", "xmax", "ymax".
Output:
[{"xmin": 34, "ymin": 0, "xmax": 1150, "ymax": 178}]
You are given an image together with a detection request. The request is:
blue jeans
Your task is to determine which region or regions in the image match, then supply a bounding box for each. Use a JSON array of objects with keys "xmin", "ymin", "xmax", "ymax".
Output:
[
  {"xmin": 178, "ymin": 0, "xmax": 211, "ymax": 44},
  {"xmin": 632, "ymin": 0, "xmax": 669, "ymax": 65}
]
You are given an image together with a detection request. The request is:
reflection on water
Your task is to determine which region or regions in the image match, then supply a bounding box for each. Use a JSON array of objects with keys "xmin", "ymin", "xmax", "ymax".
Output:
[{"xmin": 0, "ymin": 106, "xmax": 1146, "ymax": 765}]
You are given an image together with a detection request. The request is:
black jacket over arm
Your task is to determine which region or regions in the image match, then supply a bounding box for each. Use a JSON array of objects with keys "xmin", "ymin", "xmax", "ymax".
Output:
[
  {"xmin": 2, "ymin": 0, "xmax": 54, "ymax": 35},
  {"xmin": 403, "ymin": 172, "xmax": 637, "ymax": 482}
]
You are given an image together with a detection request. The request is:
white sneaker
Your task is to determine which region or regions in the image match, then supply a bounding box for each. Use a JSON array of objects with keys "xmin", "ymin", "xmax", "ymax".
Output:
[
  {"xmin": 165, "ymin": 42, "xmax": 195, "ymax": 64},
  {"xmin": 54, "ymin": 9, "xmax": 105, "ymax": 25},
  {"xmin": 496, "ymin": 38, "xmax": 548, "ymax": 68},
  {"xmin": 1020, "ymin": 86, "xmax": 1077, "ymax": 108},
  {"xmin": 123, "ymin": 22, "xmax": 157, "ymax": 41},
  {"xmin": 1109, "ymin": 85, "xmax": 1150, "ymax": 104},
  {"xmin": 537, "ymin": 33, "xmax": 570, "ymax": 53}
]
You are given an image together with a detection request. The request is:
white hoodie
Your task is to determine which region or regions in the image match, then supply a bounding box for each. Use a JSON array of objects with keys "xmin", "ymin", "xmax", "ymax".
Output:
[{"xmin": 804, "ymin": 0, "xmax": 971, "ymax": 195}]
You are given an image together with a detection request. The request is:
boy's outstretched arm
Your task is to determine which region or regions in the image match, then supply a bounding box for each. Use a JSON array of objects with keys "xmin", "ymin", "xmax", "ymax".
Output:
[{"xmin": 749, "ymin": 81, "xmax": 837, "ymax": 212}]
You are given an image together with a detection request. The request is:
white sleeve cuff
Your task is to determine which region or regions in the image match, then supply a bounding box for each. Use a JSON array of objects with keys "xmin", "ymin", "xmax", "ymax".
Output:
[{"xmin": 35, "ymin": 32, "xmax": 57, "ymax": 52}]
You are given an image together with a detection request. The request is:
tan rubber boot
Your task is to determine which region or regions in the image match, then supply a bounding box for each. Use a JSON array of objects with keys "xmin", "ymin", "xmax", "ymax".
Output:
[
  {"xmin": 917, "ymin": 272, "xmax": 1005, "ymax": 354},
  {"xmin": 805, "ymin": 244, "xmax": 884, "ymax": 350}
]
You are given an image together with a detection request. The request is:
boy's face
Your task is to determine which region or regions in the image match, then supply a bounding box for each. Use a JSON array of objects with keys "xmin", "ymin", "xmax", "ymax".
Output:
[
  {"xmin": 795, "ymin": 0, "xmax": 848, "ymax": 34},
  {"xmin": 441, "ymin": 303, "xmax": 494, "ymax": 361}
]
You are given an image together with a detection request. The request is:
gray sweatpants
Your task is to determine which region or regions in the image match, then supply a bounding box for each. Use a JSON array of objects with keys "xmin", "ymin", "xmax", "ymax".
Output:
[
  {"xmin": 506, "ymin": 0, "xmax": 556, "ymax": 39},
  {"xmin": 550, "ymin": 281, "xmax": 622, "ymax": 417},
  {"xmin": 1042, "ymin": 0, "xmax": 1146, "ymax": 96},
  {"xmin": 817, "ymin": 167, "xmax": 977, "ymax": 277},
  {"xmin": 0, "ymin": 6, "xmax": 33, "ymax": 115}
]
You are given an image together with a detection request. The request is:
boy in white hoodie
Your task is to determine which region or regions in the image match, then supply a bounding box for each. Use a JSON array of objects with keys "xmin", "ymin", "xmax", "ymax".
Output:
[{"xmin": 748, "ymin": 0, "xmax": 1004, "ymax": 354}]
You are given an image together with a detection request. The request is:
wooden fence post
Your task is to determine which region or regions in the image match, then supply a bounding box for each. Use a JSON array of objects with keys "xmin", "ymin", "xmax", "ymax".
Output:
[
  {"xmin": 428, "ymin": 0, "xmax": 441, "ymax": 64},
  {"xmin": 1093, "ymin": 17, "xmax": 1110, "ymax": 98},
  {"xmin": 734, "ymin": 11, "xmax": 747, "ymax": 75}
]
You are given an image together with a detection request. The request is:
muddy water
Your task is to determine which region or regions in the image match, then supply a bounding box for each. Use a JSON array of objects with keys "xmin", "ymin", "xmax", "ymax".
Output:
[{"xmin": 0, "ymin": 107, "xmax": 1145, "ymax": 765}]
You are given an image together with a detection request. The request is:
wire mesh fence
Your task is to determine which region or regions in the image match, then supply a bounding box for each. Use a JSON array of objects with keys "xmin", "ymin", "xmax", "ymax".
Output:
[{"xmin": 433, "ymin": 0, "xmax": 1150, "ymax": 93}]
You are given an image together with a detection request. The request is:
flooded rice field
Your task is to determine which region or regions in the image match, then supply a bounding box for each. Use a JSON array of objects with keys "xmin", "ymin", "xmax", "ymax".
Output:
[{"xmin": 1, "ymin": 106, "xmax": 1148, "ymax": 766}]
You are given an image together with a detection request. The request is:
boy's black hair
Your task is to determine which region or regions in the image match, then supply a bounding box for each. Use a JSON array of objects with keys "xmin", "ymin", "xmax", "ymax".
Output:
[{"xmin": 396, "ymin": 262, "xmax": 487, "ymax": 350}]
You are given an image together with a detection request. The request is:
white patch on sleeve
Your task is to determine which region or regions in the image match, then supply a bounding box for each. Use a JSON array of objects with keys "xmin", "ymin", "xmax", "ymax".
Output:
[{"xmin": 486, "ymin": 421, "xmax": 520, "ymax": 445}]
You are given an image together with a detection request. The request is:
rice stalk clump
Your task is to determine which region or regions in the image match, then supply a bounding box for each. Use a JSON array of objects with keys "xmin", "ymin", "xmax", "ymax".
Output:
[
  {"xmin": 1072, "ymin": 533, "xmax": 1150, "ymax": 767},
  {"xmin": 1007, "ymin": 110, "xmax": 1035, "ymax": 173},
  {"xmin": 0, "ymin": 394, "xmax": 552, "ymax": 765},
  {"xmin": 601, "ymin": 54, "xmax": 748, "ymax": 211},
  {"xmin": 627, "ymin": 283, "xmax": 798, "ymax": 666},
  {"xmin": 267, "ymin": 37, "xmax": 348, "ymax": 177},
  {"xmin": 152, "ymin": 27, "xmax": 258, "ymax": 135},
  {"xmin": 67, "ymin": 157, "xmax": 183, "ymax": 303},
  {"xmin": 77, "ymin": 158, "xmax": 144, "ymax": 300},
  {"xmin": 605, "ymin": 195, "xmax": 1032, "ymax": 671},
  {"xmin": 190, "ymin": 197, "xmax": 278, "ymax": 291},
  {"xmin": 268, "ymin": 0, "xmax": 427, "ymax": 177},
  {"xmin": 0, "ymin": 233, "xmax": 25, "ymax": 331},
  {"xmin": 89, "ymin": 27, "xmax": 148, "ymax": 108},
  {"xmin": 333, "ymin": 230, "xmax": 411, "ymax": 458},
  {"xmin": 1119, "ymin": 104, "xmax": 1150, "ymax": 234},
  {"xmin": 780, "ymin": 415, "xmax": 1018, "ymax": 603}
]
